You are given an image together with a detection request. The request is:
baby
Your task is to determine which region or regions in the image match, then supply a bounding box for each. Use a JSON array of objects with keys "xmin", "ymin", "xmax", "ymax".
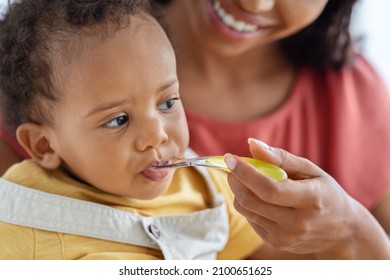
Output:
[{"xmin": 0, "ymin": 0, "xmax": 262, "ymax": 259}]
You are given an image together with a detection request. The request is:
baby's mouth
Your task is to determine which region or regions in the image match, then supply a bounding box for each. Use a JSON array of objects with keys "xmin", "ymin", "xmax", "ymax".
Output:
[
  {"xmin": 141, "ymin": 161, "xmax": 173, "ymax": 181},
  {"xmin": 150, "ymin": 160, "xmax": 172, "ymax": 169}
]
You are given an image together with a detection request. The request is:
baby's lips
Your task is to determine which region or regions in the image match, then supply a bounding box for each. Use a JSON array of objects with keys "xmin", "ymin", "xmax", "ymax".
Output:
[
  {"xmin": 150, "ymin": 160, "xmax": 172, "ymax": 169},
  {"xmin": 141, "ymin": 165, "xmax": 171, "ymax": 181}
]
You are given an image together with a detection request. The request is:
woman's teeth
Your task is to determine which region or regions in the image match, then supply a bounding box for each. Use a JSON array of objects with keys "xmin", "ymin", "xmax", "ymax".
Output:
[{"xmin": 213, "ymin": 0, "xmax": 258, "ymax": 33}]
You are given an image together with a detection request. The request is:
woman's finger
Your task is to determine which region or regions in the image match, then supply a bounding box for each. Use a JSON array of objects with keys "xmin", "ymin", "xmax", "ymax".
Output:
[
  {"xmin": 227, "ymin": 172, "xmax": 297, "ymax": 220},
  {"xmin": 225, "ymin": 153, "xmax": 323, "ymax": 208},
  {"xmin": 247, "ymin": 138, "xmax": 323, "ymax": 180},
  {"xmin": 233, "ymin": 199, "xmax": 273, "ymax": 241}
]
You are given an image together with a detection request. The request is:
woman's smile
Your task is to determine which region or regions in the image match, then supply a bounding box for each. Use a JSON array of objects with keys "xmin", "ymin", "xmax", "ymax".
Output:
[{"xmin": 207, "ymin": 0, "xmax": 274, "ymax": 41}]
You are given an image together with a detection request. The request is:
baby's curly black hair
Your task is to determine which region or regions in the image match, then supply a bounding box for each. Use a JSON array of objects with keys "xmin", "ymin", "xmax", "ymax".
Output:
[
  {"xmin": 151, "ymin": 0, "xmax": 358, "ymax": 70},
  {"xmin": 0, "ymin": 0, "xmax": 150, "ymax": 136}
]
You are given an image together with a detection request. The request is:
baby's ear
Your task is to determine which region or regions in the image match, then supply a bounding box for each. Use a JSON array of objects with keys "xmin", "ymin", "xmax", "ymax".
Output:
[{"xmin": 16, "ymin": 123, "xmax": 61, "ymax": 170}]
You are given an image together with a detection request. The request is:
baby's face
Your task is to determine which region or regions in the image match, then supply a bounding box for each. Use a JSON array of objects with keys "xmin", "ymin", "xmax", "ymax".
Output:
[{"xmin": 47, "ymin": 15, "xmax": 189, "ymax": 199}]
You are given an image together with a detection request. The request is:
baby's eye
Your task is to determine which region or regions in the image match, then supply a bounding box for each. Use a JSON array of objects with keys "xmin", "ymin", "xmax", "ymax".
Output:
[
  {"xmin": 159, "ymin": 97, "xmax": 180, "ymax": 111},
  {"xmin": 104, "ymin": 115, "xmax": 129, "ymax": 128}
]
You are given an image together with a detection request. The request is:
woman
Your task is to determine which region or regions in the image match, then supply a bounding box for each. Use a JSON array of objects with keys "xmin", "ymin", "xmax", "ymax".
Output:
[{"xmin": 149, "ymin": 0, "xmax": 390, "ymax": 258}]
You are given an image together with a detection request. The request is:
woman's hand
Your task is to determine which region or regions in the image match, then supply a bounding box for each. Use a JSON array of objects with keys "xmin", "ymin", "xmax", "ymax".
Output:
[{"xmin": 224, "ymin": 138, "xmax": 390, "ymax": 259}]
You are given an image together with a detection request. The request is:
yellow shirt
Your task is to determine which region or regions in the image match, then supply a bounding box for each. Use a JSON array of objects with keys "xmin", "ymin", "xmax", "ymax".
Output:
[{"xmin": 0, "ymin": 160, "xmax": 262, "ymax": 260}]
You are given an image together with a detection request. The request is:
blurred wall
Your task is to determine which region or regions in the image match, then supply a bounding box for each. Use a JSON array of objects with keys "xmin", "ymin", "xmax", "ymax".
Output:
[{"xmin": 353, "ymin": 0, "xmax": 390, "ymax": 89}]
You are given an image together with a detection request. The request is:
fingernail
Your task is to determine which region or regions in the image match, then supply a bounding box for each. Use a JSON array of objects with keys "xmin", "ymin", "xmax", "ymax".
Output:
[
  {"xmin": 248, "ymin": 138, "xmax": 272, "ymax": 151},
  {"xmin": 224, "ymin": 154, "xmax": 237, "ymax": 170}
]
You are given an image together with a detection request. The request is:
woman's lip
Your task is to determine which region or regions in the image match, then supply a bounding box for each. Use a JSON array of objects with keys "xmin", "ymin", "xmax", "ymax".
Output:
[
  {"xmin": 207, "ymin": 2, "xmax": 262, "ymax": 40},
  {"xmin": 213, "ymin": 0, "xmax": 276, "ymax": 27}
]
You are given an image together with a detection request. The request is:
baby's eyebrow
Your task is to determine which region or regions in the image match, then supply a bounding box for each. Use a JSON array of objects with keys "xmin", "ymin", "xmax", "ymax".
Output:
[
  {"xmin": 86, "ymin": 99, "xmax": 128, "ymax": 117},
  {"xmin": 158, "ymin": 78, "xmax": 179, "ymax": 92},
  {"xmin": 85, "ymin": 79, "xmax": 178, "ymax": 117}
]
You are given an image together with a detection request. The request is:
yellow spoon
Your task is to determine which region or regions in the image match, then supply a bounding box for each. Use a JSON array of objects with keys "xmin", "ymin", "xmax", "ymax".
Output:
[{"xmin": 156, "ymin": 156, "xmax": 287, "ymax": 181}]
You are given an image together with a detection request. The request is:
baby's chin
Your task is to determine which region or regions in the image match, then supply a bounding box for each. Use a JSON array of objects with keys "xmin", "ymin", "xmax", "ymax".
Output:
[{"xmin": 118, "ymin": 172, "xmax": 175, "ymax": 200}]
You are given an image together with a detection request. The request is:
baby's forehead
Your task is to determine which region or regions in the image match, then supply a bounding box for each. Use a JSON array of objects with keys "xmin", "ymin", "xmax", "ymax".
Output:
[
  {"xmin": 51, "ymin": 15, "xmax": 173, "ymax": 99},
  {"xmin": 51, "ymin": 13, "xmax": 155, "ymax": 65},
  {"xmin": 48, "ymin": 18, "xmax": 131, "ymax": 82}
]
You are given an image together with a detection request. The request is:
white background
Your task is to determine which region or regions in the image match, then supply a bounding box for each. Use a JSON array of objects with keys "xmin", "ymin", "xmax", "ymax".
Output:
[
  {"xmin": 0, "ymin": 0, "xmax": 389, "ymax": 88},
  {"xmin": 353, "ymin": 0, "xmax": 390, "ymax": 88},
  {"xmin": 0, "ymin": 260, "xmax": 390, "ymax": 280}
]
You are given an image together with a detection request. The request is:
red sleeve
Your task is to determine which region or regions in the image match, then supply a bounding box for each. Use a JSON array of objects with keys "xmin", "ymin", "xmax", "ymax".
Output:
[
  {"xmin": 326, "ymin": 54, "xmax": 390, "ymax": 210},
  {"xmin": 0, "ymin": 117, "xmax": 29, "ymax": 159}
]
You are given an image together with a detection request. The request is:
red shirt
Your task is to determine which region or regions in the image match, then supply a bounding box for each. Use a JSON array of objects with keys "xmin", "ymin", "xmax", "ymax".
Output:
[
  {"xmin": 186, "ymin": 54, "xmax": 390, "ymax": 210},
  {"xmin": 0, "ymin": 121, "xmax": 29, "ymax": 159}
]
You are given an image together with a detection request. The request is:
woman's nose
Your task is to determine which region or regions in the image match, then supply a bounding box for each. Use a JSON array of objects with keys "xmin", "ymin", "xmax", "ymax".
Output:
[
  {"xmin": 238, "ymin": 0, "xmax": 275, "ymax": 13},
  {"xmin": 135, "ymin": 118, "xmax": 168, "ymax": 152}
]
